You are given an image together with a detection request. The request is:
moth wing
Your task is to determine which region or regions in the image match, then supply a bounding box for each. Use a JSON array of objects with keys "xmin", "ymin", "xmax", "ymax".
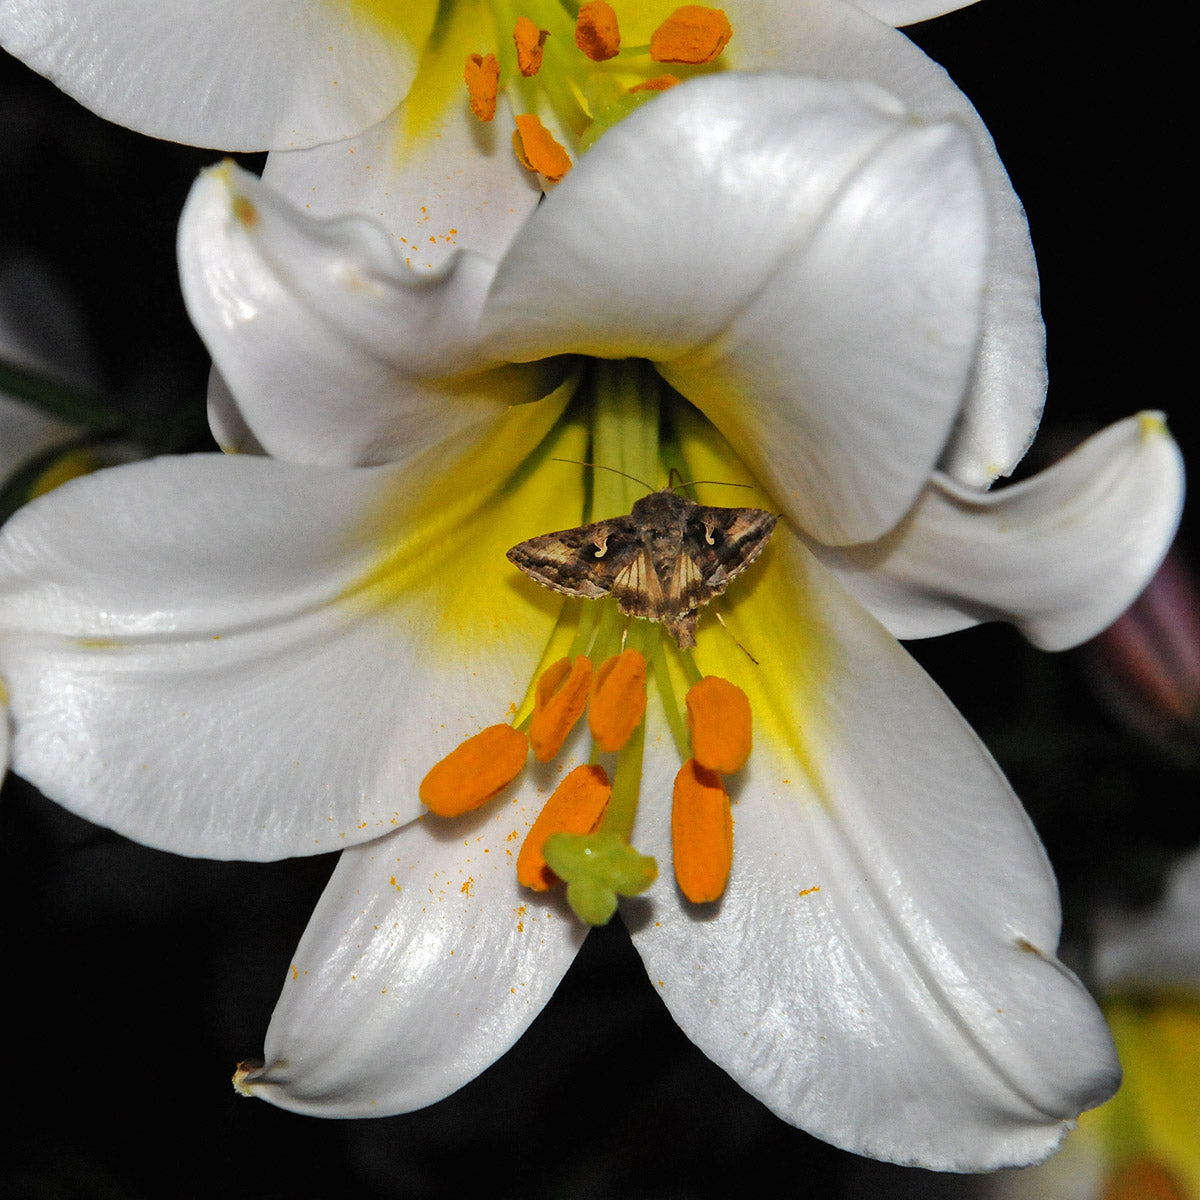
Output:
[
  {"xmin": 612, "ymin": 547, "xmax": 669, "ymax": 619},
  {"xmin": 506, "ymin": 516, "xmax": 643, "ymax": 599},
  {"xmin": 687, "ymin": 505, "xmax": 777, "ymax": 593}
]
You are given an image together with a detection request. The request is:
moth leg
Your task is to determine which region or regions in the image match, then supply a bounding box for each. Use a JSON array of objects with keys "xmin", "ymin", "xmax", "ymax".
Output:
[{"xmin": 715, "ymin": 609, "xmax": 760, "ymax": 665}]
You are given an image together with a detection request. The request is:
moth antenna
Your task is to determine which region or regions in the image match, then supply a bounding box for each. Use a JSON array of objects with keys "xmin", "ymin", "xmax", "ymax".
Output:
[
  {"xmin": 549, "ymin": 458, "xmax": 656, "ymax": 493},
  {"xmin": 672, "ymin": 478, "xmax": 755, "ymax": 492},
  {"xmin": 715, "ymin": 610, "xmax": 760, "ymax": 665},
  {"xmin": 620, "ymin": 618, "xmax": 631, "ymax": 652}
]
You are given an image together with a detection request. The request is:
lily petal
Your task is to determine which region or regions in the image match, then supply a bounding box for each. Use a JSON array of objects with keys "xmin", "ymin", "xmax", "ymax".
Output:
[
  {"xmin": 242, "ymin": 778, "xmax": 587, "ymax": 1115},
  {"xmin": 179, "ymin": 162, "xmax": 551, "ymax": 468},
  {"xmin": 481, "ymin": 73, "xmax": 988, "ymax": 545},
  {"xmin": 0, "ymin": 392, "xmax": 580, "ymax": 859},
  {"xmin": 261, "ymin": 56, "xmax": 541, "ymax": 264},
  {"xmin": 0, "ymin": 0, "xmax": 426, "ymax": 151},
  {"xmin": 630, "ymin": 536, "xmax": 1119, "ymax": 1169},
  {"xmin": 724, "ymin": 0, "xmax": 1046, "ymax": 487},
  {"xmin": 847, "ymin": 0, "xmax": 982, "ymax": 25},
  {"xmin": 814, "ymin": 414, "xmax": 1186, "ymax": 650}
]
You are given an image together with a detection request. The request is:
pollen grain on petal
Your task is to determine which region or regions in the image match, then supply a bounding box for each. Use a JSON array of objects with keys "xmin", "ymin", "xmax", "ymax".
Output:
[
  {"xmin": 671, "ymin": 758, "xmax": 732, "ymax": 904},
  {"xmin": 514, "ymin": 16, "xmax": 550, "ymax": 76},
  {"xmin": 420, "ymin": 724, "xmax": 529, "ymax": 817},
  {"xmin": 588, "ymin": 649, "xmax": 648, "ymax": 753},
  {"xmin": 530, "ymin": 655, "xmax": 594, "ymax": 762},
  {"xmin": 650, "ymin": 6, "xmax": 732, "ymax": 64},
  {"xmin": 575, "ymin": 0, "xmax": 620, "ymax": 61},
  {"xmin": 686, "ymin": 675, "xmax": 752, "ymax": 773},
  {"xmin": 464, "ymin": 52, "xmax": 500, "ymax": 122},
  {"xmin": 512, "ymin": 114, "xmax": 573, "ymax": 181},
  {"xmin": 517, "ymin": 763, "xmax": 612, "ymax": 890}
]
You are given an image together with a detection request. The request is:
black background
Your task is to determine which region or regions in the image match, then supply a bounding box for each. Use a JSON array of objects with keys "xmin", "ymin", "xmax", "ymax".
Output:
[{"xmin": 2, "ymin": 3, "xmax": 1195, "ymax": 1197}]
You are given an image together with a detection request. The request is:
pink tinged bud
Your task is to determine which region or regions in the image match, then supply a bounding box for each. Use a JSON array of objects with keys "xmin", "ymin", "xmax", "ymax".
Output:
[{"xmin": 1086, "ymin": 551, "xmax": 1200, "ymax": 748}]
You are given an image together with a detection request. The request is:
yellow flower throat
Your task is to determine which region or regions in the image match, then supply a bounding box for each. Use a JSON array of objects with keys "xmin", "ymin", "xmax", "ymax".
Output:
[
  {"xmin": 418, "ymin": 362, "xmax": 761, "ymax": 926},
  {"xmin": 462, "ymin": 0, "xmax": 734, "ymax": 180}
]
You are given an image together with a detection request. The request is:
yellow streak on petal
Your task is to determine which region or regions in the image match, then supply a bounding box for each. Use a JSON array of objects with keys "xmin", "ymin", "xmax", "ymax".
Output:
[
  {"xmin": 341, "ymin": 376, "xmax": 589, "ymax": 662},
  {"xmin": 668, "ymin": 403, "xmax": 832, "ymax": 798}
]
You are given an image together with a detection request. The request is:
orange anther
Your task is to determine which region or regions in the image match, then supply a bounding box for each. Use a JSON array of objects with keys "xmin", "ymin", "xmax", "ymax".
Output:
[
  {"xmin": 650, "ymin": 6, "xmax": 732, "ymax": 63},
  {"xmin": 513, "ymin": 16, "xmax": 549, "ymax": 76},
  {"xmin": 512, "ymin": 114, "xmax": 572, "ymax": 181},
  {"xmin": 530, "ymin": 655, "xmax": 594, "ymax": 762},
  {"xmin": 686, "ymin": 675, "xmax": 751, "ymax": 774},
  {"xmin": 629, "ymin": 74, "xmax": 680, "ymax": 93},
  {"xmin": 420, "ymin": 724, "xmax": 528, "ymax": 817},
  {"xmin": 671, "ymin": 758, "xmax": 732, "ymax": 903},
  {"xmin": 575, "ymin": 0, "xmax": 620, "ymax": 61},
  {"xmin": 464, "ymin": 52, "xmax": 500, "ymax": 122},
  {"xmin": 588, "ymin": 649, "xmax": 648, "ymax": 753},
  {"xmin": 517, "ymin": 764, "xmax": 612, "ymax": 890}
]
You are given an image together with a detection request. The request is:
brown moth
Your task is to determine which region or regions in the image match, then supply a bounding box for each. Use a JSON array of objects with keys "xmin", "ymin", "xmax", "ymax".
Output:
[{"xmin": 506, "ymin": 487, "xmax": 776, "ymax": 649}]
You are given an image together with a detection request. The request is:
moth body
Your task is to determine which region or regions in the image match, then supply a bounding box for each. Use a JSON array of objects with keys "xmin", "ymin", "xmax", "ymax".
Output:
[{"xmin": 506, "ymin": 488, "xmax": 776, "ymax": 649}]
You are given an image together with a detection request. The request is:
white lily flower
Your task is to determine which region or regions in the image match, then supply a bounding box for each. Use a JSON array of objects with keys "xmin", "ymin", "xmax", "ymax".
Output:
[
  {"xmin": 0, "ymin": 0, "xmax": 981, "ymax": 152},
  {"xmin": 0, "ymin": 69, "xmax": 1183, "ymax": 1169}
]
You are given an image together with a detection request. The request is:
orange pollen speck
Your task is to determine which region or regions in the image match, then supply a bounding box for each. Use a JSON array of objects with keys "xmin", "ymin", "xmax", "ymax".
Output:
[
  {"xmin": 629, "ymin": 74, "xmax": 680, "ymax": 93},
  {"xmin": 419, "ymin": 724, "xmax": 529, "ymax": 817},
  {"xmin": 512, "ymin": 114, "xmax": 572, "ymax": 181},
  {"xmin": 686, "ymin": 675, "xmax": 752, "ymax": 774},
  {"xmin": 575, "ymin": 0, "xmax": 620, "ymax": 61},
  {"xmin": 671, "ymin": 758, "xmax": 732, "ymax": 903},
  {"xmin": 588, "ymin": 649, "xmax": 648, "ymax": 753},
  {"xmin": 517, "ymin": 764, "xmax": 612, "ymax": 890},
  {"xmin": 650, "ymin": 5, "xmax": 732, "ymax": 63},
  {"xmin": 530, "ymin": 655, "xmax": 594, "ymax": 762},
  {"xmin": 464, "ymin": 52, "xmax": 500, "ymax": 122},
  {"xmin": 513, "ymin": 16, "xmax": 550, "ymax": 76}
]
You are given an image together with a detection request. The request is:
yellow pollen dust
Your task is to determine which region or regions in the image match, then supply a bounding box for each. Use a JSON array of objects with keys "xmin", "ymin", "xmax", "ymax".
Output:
[
  {"xmin": 516, "ymin": 764, "xmax": 612, "ymax": 890},
  {"xmin": 513, "ymin": 16, "xmax": 550, "ymax": 76},
  {"xmin": 512, "ymin": 114, "xmax": 573, "ymax": 181},
  {"xmin": 575, "ymin": 0, "xmax": 621, "ymax": 61},
  {"xmin": 588, "ymin": 650, "xmax": 648, "ymax": 753},
  {"xmin": 463, "ymin": 52, "xmax": 500, "ymax": 121},
  {"xmin": 650, "ymin": 5, "xmax": 732, "ymax": 64}
]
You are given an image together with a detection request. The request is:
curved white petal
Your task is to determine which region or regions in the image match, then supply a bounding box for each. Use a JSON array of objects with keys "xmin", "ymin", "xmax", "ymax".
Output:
[
  {"xmin": 242, "ymin": 777, "xmax": 588, "ymax": 1115},
  {"xmin": 481, "ymin": 73, "xmax": 988, "ymax": 546},
  {"xmin": 0, "ymin": 393, "xmax": 581, "ymax": 859},
  {"xmin": 262, "ymin": 84, "xmax": 541, "ymax": 264},
  {"xmin": 724, "ymin": 0, "xmax": 1046, "ymax": 487},
  {"xmin": 0, "ymin": 0, "xmax": 424, "ymax": 150},
  {"xmin": 847, "ymin": 0, "xmax": 982, "ymax": 25},
  {"xmin": 179, "ymin": 162, "xmax": 551, "ymax": 468},
  {"xmin": 629, "ymin": 536, "xmax": 1119, "ymax": 1169},
  {"xmin": 814, "ymin": 414, "xmax": 1186, "ymax": 650}
]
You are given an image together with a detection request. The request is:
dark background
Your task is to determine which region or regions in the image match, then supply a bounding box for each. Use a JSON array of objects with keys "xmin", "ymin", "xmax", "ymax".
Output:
[{"xmin": 2, "ymin": 3, "xmax": 1194, "ymax": 1197}]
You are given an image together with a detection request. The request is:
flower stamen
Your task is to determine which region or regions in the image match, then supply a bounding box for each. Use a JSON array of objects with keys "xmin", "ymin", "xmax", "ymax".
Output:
[
  {"xmin": 686, "ymin": 675, "xmax": 752, "ymax": 774},
  {"xmin": 517, "ymin": 763, "xmax": 611, "ymax": 890},
  {"xmin": 463, "ymin": 52, "xmax": 500, "ymax": 122},
  {"xmin": 574, "ymin": 0, "xmax": 621, "ymax": 62},
  {"xmin": 512, "ymin": 113, "xmax": 573, "ymax": 181},
  {"xmin": 419, "ymin": 724, "xmax": 529, "ymax": 816},
  {"xmin": 530, "ymin": 654, "xmax": 594, "ymax": 761},
  {"xmin": 588, "ymin": 648, "xmax": 648, "ymax": 752},
  {"xmin": 649, "ymin": 5, "xmax": 732, "ymax": 64},
  {"xmin": 513, "ymin": 16, "xmax": 550, "ymax": 77},
  {"xmin": 671, "ymin": 758, "xmax": 733, "ymax": 902}
]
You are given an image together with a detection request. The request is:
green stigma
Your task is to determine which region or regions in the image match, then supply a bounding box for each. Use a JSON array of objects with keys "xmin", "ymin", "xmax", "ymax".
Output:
[{"xmin": 543, "ymin": 828, "xmax": 658, "ymax": 924}]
